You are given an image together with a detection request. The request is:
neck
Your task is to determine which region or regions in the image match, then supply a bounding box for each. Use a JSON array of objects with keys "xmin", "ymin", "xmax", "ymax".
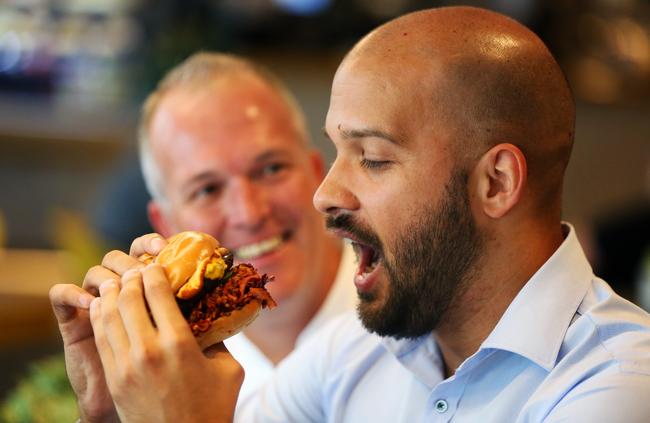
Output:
[
  {"xmin": 243, "ymin": 235, "xmax": 343, "ymax": 364},
  {"xmin": 434, "ymin": 220, "xmax": 564, "ymax": 377}
]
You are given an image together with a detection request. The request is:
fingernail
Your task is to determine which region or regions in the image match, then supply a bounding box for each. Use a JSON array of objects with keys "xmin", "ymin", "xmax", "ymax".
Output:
[
  {"xmin": 79, "ymin": 294, "xmax": 95, "ymax": 309},
  {"xmin": 151, "ymin": 236, "xmax": 166, "ymax": 252}
]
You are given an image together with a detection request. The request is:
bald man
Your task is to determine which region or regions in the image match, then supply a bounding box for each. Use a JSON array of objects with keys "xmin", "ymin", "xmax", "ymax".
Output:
[{"xmin": 67, "ymin": 6, "xmax": 650, "ymax": 422}]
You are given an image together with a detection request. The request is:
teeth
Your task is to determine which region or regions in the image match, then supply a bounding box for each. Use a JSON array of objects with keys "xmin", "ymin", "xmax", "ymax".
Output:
[
  {"xmin": 360, "ymin": 261, "xmax": 377, "ymax": 276},
  {"xmin": 235, "ymin": 236, "xmax": 284, "ymax": 260},
  {"xmin": 352, "ymin": 241, "xmax": 379, "ymax": 276}
]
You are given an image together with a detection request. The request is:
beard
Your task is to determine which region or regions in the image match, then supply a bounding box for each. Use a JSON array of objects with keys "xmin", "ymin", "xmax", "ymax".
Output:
[{"xmin": 327, "ymin": 168, "xmax": 485, "ymax": 339}]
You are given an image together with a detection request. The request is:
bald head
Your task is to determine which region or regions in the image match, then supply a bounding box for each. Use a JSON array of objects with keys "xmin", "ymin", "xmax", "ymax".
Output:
[{"xmin": 339, "ymin": 6, "xmax": 575, "ymax": 209}]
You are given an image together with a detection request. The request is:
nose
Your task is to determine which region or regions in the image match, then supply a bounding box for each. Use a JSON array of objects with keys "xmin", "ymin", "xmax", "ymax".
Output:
[
  {"xmin": 223, "ymin": 178, "xmax": 270, "ymax": 230},
  {"xmin": 313, "ymin": 158, "xmax": 360, "ymax": 216}
]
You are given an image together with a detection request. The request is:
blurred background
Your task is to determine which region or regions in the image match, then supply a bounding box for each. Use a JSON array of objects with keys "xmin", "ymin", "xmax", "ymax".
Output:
[{"xmin": 0, "ymin": 0, "xmax": 648, "ymax": 420}]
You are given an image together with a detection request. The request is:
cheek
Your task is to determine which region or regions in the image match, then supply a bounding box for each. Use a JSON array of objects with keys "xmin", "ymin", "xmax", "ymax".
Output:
[
  {"xmin": 270, "ymin": 176, "xmax": 320, "ymax": 222},
  {"xmin": 361, "ymin": 181, "xmax": 402, "ymax": 229},
  {"xmin": 359, "ymin": 172, "xmax": 433, "ymax": 251},
  {"xmin": 173, "ymin": 206, "xmax": 225, "ymax": 236},
  {"xmin": 265, "ymin": 262, "xmax": 305, "ymax": 301}
]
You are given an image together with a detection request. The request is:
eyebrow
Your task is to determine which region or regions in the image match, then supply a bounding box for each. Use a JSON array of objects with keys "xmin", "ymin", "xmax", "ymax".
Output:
[
  {"xmin": 254, "ymin": 149, "xmax": 291, "ymax": 164},
  {"xmin": 322, "ymin": 125, "xmax": 405, "ymax": 145},
  {"xmin": 185, "ymin": 170, "xmax": 221, "ymax": 187}
]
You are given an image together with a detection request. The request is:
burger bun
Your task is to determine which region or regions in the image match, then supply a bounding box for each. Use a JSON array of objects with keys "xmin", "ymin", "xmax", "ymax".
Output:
[{"xmin": 195, "ymin": 300, "xmax": 263, "ymax": 349}]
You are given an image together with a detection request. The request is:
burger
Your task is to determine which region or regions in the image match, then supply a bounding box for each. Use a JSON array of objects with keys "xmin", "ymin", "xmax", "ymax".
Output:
[{"xmin": 139, "ymin": 231, "xmax": 276, "ymax": 349}]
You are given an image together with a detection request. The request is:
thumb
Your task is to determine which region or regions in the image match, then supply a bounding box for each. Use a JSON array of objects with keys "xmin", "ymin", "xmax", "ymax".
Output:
[
  {"xmin": 203, "ymin": 342, "xmax": 230, "ymax": 359},
  {"xmin": 203, "ymin": 342, "xmax": 245, "ymax": 395},
  {"xmin": 204, "ymin": 342, "xmax": 244, "ymax": 379},
  {"xmin": 49, "ymin": 283, "xmax": 96, "ymax": 323}
]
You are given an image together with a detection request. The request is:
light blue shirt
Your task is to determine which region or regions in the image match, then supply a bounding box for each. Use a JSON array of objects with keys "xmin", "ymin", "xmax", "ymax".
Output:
[{"xmin": 238, "ymin": 225, "xmax": 650, "ymax": 422}]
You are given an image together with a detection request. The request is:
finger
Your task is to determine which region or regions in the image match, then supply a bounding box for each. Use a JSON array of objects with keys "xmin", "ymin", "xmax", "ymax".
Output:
[
  {"xmin": 90, "ymin": 297, "xmax": 117, "ymax": 379},
  {"xmin": 99, "ymin": 279, "xmax": 131, "ymax": 359},
  {"xmin": 83, "ymin": 265, "xmax": 120, "ymax": 296},
  {"xmin": 101, "ymin": 249, "xmax": 145, "ymax": 277},
  {"xmin": 49, "ymin": 284, "xmax": 96, "ymax": 323},
  {"xmin": 129, "ymin": 233, "xmax": 167, "ymax": 258},
  {"xmin": 140, "ymin": 264, "xmax": 191, "ymax": 338},
  {"xmin": 119, "ymin": 269, "xmax": 156, "ymax": 345}
]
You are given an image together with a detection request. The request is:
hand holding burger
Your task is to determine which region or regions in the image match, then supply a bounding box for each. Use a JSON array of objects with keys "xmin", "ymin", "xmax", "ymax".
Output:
[{"xmin": 139, "ymin": 231, "xmax": 276, "ymax": 349}]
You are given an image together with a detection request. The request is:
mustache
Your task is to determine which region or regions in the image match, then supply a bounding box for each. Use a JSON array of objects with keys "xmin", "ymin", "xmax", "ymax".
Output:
[{"xmin": 326, "ymin": 214, "xmax": 383, "ymax": 252}]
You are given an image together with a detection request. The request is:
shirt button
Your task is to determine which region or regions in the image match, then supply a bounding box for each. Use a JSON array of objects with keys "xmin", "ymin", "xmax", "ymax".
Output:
[{"xmin": 435, "ymin": 399, "xmax": 448, "ymax": 413}]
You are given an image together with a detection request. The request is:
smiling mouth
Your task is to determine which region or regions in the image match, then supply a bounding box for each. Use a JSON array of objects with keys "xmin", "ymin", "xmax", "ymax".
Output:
[{"xmin": 234, "ymin": 232, "xmax": 291, "ymax": 260}]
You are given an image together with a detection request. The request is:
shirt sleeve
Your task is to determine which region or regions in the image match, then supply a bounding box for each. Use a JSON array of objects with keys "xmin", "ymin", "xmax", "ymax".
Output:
[{"xmin": 542, "ymin": 371, "xmax": 650, "ymax": 423}]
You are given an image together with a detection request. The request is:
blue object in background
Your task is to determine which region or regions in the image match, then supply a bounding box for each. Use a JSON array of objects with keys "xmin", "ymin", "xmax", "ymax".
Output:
[{"xmin": 272, "ymin": 0, "xmax": 332, "ymax": 16}]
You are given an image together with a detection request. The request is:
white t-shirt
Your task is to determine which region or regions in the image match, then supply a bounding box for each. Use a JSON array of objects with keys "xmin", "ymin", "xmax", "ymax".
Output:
[{"xmin": 225, "ymin": 242, "xmax": 357, "ymax": 407}]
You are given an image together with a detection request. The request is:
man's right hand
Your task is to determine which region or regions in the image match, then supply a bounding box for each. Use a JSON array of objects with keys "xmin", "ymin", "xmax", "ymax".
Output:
[{"xmin": 49, "ymin": 233, "xmax": 168, "ymax": 422}]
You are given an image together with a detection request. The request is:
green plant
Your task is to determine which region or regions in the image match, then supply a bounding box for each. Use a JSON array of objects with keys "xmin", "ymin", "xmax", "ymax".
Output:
[{"xmin": 1, "ymin": 354, "xmax": 78, "ymax": 423}]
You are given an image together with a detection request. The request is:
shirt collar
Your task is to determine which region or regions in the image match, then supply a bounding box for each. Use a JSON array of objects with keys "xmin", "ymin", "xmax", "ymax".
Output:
[
  {"xmin": 381, "ymin": 223, "xmax": 594, "ymax": 383},
  {"xmin": 381, "ymin": 333, "xmax": 445, "ymax": 389},
  {"xmin": 480, "ymin": 222, "xmax": 594, "ymax": 370}
]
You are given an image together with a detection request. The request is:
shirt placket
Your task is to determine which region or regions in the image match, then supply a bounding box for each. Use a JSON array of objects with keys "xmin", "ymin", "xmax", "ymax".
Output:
[
  {"xmin": 420, "ymin": 348, "xmax": 496, "ymax": 422},
  {"xmin": 422, "ymin": 371, "xmax": 468, "ymax": 423}
]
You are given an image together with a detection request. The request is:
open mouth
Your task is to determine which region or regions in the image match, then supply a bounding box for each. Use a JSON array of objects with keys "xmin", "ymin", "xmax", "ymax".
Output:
[
  {"xmin": 351, "ymin": 240, "xmax": 382, "ymax": 279},
  {"xmin": 234, "ymin": 231, "xmax": 292, "ymax": 260}
]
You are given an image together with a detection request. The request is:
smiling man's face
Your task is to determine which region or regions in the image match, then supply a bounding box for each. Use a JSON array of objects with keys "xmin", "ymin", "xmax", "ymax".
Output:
[
  {"xmin": 148, "ymin": 73, "xmax": 327, "ymax": 305},
  {"xmin": 314, "ymin": 54, "xmax": 485, "ymax": 338}
]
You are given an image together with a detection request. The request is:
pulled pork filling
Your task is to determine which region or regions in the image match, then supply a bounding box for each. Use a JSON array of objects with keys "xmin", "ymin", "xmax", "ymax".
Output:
[{"xmin": 177, "ymin": 263, "xmax": 276, "ymax": 336}]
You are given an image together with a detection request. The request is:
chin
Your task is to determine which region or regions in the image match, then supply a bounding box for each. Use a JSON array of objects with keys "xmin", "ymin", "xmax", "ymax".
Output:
[
  {"xmin": 264, "ymin": 278, "xmax": 299, "ymax": 305},
  {"xmin": 356, "ymin": 285, "xmax": 391, "ymax": 329}
]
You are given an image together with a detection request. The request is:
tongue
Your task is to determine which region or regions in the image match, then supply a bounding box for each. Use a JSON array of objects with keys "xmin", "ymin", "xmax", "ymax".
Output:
[{"xmin": 356, "ymin": 243, "xmax": 376, "ymax": 276}]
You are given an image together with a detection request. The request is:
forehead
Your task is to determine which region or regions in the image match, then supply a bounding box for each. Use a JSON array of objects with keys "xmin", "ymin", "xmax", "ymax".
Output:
[
  {"xmin": 156, "ymin": 74, "xmax": 292, "ymax": 133},
  {"xmin": 149, "ymin": 76, "xmax": 307, "ymax": 178},
  {"xmin": 326, "ymin": 54, "xmax": 452, "ymax": 149}
]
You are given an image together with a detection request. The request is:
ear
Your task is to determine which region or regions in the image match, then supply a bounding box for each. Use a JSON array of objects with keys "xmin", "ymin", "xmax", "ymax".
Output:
[
  {"xmin": 147, "ymin": 200, "xmax": 174, "ymax": 237},
  {"xmin": 473, "ymin": 143, "xmax": 527, "ymax": 219}
]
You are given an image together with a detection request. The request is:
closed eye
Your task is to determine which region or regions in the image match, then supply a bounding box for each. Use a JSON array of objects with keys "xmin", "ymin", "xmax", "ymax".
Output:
[{"xmin": 360, "ymin": 158, "xmax": 391, "ymax": 170}]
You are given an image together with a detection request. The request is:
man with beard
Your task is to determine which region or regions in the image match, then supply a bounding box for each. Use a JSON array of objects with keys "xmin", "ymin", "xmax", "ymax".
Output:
[{"xmin": 57, "ymin": 6, "xmax": 650, "ymax": 422}]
